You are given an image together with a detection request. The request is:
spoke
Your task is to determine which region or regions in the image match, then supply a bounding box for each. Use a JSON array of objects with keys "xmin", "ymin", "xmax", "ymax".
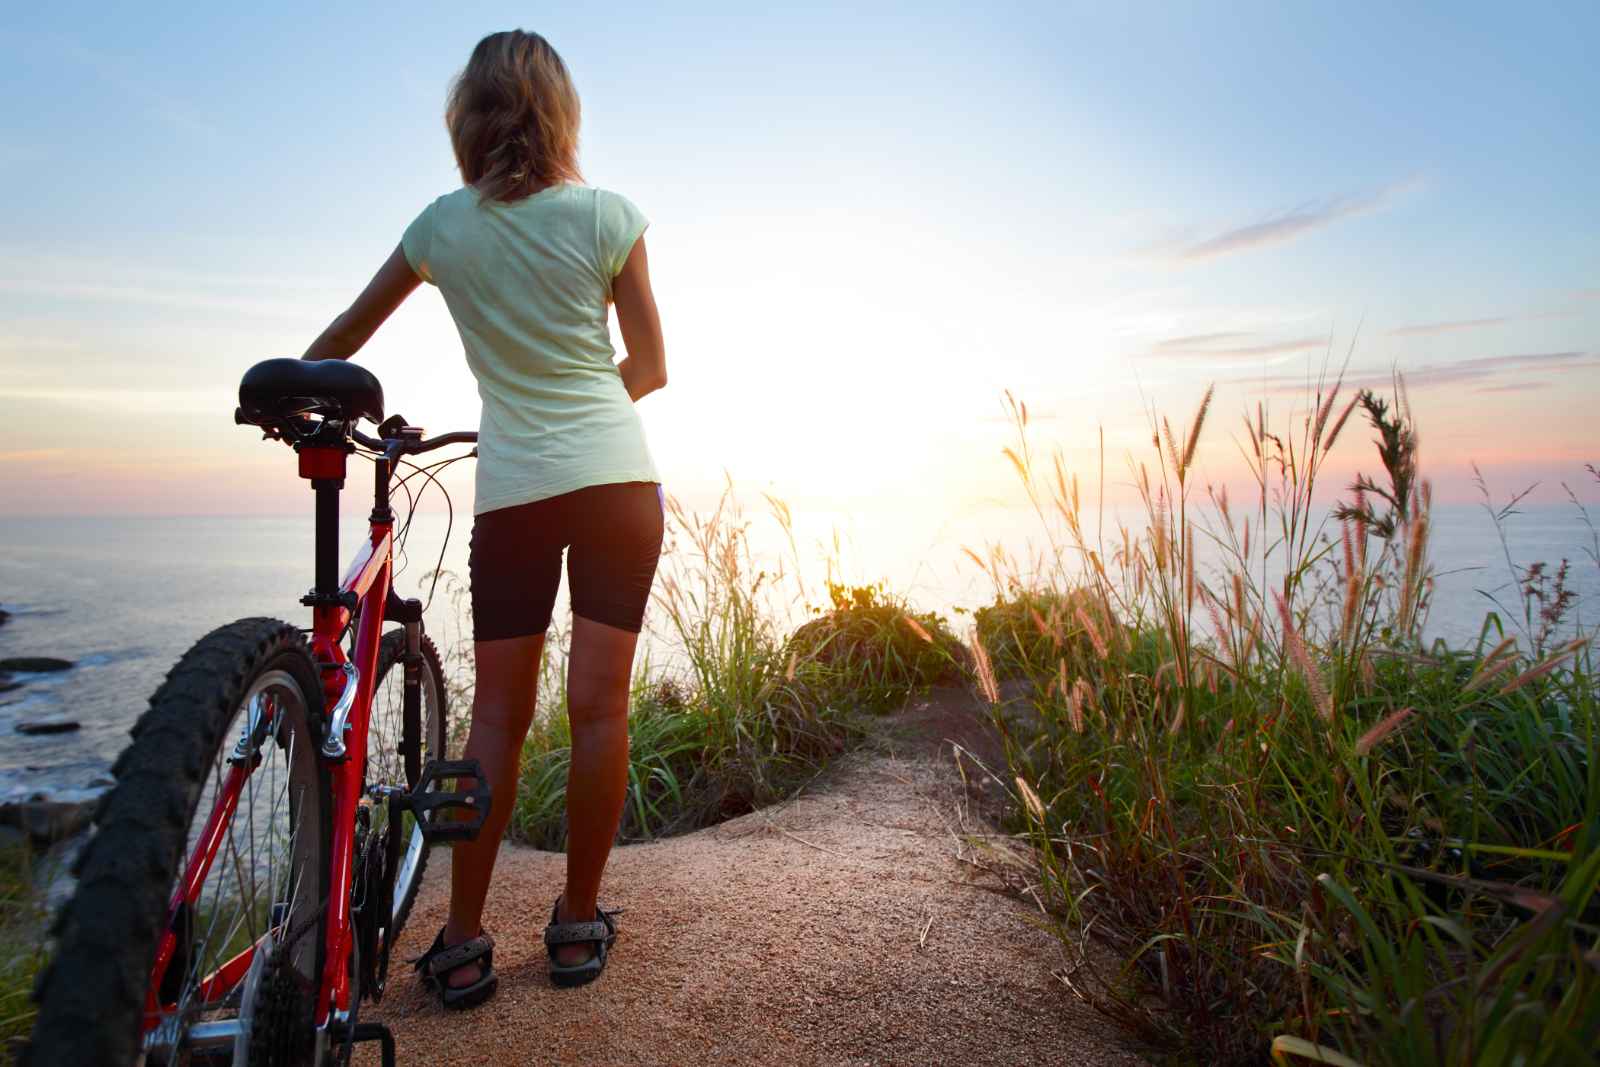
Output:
[
  {"xmin": 266, "ymin": 721, "xmax": 291, "ymax": 920},
  {"xmin": 192, "ymin": 751, "xmax": 234, "ymax": 990},
  {"xmin": 282, "ymin": 780, "xmax": 311, "ymax": 976},
  {"xmin": 244, "ymin": 698, "xmax": 260, "ymax": 942},
  {"xmin": 216, "ymin": 814, "xmax": 258, "ymax": 974}
]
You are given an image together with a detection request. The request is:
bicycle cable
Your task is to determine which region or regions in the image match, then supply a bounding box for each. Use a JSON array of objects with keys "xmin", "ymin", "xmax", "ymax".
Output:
[
  {"xmin": 390, "ymin": 451, "xmax": 471, "ymax": 612},
  {"xmin": 349, "ymin": 440, "xmax": 471, "ymax": 615}
]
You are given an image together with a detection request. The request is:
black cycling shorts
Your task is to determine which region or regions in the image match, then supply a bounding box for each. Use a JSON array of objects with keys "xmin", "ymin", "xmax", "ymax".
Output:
[{"xmin": 468, "ymin": 481, "xmax": 664, "ymax": 641}]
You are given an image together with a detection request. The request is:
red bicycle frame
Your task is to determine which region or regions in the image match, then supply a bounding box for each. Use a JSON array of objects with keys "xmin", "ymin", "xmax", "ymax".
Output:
[
  {"xmin": 139, "ymin": 429, "xmax": 464, "ymax": 1043},
  {"xmin": 310, "ymin": 493, "xmax": 392, "ymax": 1024}
]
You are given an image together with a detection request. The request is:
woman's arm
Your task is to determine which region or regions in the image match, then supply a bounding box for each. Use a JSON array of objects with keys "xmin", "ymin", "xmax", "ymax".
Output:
[
  {"xmin": 612, "ymin": 236, "xmax": 667, "ymax": 401},
  {"xmin": 302, "ymin": 243, "xmax": 421, "ymax": 361}
]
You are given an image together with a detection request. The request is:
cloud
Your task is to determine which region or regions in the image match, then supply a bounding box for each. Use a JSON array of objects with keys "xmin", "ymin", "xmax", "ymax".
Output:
[
  {"xmin": 0, "ymin": 277, "xmax": 313, "ymax": 319},
  {"xmin": 1162, "ymin": 181, "xmax": 1414, "ymax": 264},
  {"xmin": 0, "ymin": 334, "xmax": 81, "ymax": 353},
  {"xmin": 1474, "ymin": 382, "xmax": 1547, "ymax": 393},
  {"xmin": 0, "ymin": 386, "xmax": 233, "ymax": 415},
  {"xmin": 1241, "ymin": 350, "xmax": 1598, "ymax": 395},
  {"xmin": 1388, "ymin": 288, "xmax": 1600, "ymax": 335},
  {"xmin": 1388, "ymin": 316, "xmax": 1512, "ymax": 337},
  {"xmin": 0, "ymin": 252, "xmax": 349, "ymax": 320},
  {"xmin": 1145, "ymin": 335, "xmax": 1326, "ymax": 361},
  {"xmin": 1151, "ymin": 332, "xmax": 1253, "ymax": 350}
]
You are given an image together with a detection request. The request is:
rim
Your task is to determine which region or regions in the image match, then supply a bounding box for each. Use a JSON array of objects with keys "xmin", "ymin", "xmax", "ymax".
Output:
[
  {"xmin": 366, "ymin": 641, "xmax": 444, "ymax": 918},
  {"xmin": 154, "ymin": 667, "xmax": 323, "ymax": 1056}
]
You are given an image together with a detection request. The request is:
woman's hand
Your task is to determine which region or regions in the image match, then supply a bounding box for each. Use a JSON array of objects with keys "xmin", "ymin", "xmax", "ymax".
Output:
[
  {"xmin": 302, "ymin": 243, "xmax": 421, "ymax": 361},
  {"xmin": 613, "ymin": 237, "xmax": 667, "ymax": 400}
]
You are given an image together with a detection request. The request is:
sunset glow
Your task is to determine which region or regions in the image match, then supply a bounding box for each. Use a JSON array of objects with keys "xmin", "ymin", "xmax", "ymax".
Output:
[{"xmin": 2, "ymin": 4, "xmax": 1595, "ymax": 527}]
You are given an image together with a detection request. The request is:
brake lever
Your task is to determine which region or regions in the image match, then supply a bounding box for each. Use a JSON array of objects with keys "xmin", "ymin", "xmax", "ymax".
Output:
[{"xmin": 377, "ymin": 414, "xmax": 411, "ymax": 439}]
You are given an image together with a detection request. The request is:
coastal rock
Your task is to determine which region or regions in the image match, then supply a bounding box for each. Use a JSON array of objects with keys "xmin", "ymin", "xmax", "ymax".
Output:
[
  {"xmin": 0, "ymin": 825, "xmax": 24, "ymax": 852},
  {"xmin": 0, "ymin": 673, "xmax": 19, "ymax": 693},
  {"xmin": 0, "ymin": 657, "xmax": 74, "ymax": 673},
  {"xmin": 0, "ymin": 607, "xmax": 10, "ymax": 627},
  {"xmin": 15, "ymin": 719, "xmax": 81, "ymax": 736},
  {"xmin": 0, "ymin": 799, "xmax": 95, "ymax": 847}
]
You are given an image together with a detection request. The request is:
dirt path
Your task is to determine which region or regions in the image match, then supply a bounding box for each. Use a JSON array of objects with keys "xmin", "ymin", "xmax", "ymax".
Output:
[{"xmin": 363, "ymin": 691, "xmax": 1147, "ymax": 1066}]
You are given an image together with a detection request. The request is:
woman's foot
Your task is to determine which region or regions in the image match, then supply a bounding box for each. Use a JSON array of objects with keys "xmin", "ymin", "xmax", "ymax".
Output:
[
  {"xmin": 551, "ymin": 897, "xmax": 597, "ymax": 968},
  {"xmin": 441, "ymin": 925, "xmax": 488, "ymax": 987},
  {"xmin": 543, "ymin": 895, "xmax": 619, "ymax": 987},
  {"xmin": 413, "ymin": 926, "xmax": 499, "ymax": 1009}
]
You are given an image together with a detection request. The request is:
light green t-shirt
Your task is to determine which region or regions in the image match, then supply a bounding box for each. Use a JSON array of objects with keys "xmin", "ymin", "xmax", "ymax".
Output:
[{"xmin": 401, "ymin": 184, "xmax": 658, "ymax": 515}]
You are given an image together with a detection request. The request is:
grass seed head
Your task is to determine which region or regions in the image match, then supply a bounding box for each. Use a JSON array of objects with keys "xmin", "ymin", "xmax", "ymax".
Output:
[{"xmin": 1354, "ymin": 707, "xmax": 1416, "ymax": 755}]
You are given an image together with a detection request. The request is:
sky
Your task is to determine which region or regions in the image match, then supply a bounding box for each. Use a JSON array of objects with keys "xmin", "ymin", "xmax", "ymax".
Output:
[{"xmin": 2, "ymin": 2, "xmax": 1597, "ymax": 534}]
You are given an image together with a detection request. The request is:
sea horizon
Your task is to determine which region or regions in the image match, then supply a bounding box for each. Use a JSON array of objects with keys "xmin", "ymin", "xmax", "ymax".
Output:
[{"xmin": 4, "ymin": 499, "xmax": 1596, "ymax": 807}]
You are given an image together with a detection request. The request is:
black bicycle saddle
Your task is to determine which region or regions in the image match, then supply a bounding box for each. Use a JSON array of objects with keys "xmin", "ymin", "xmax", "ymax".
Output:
[{"xmin": 237, "ymin": 358, "xmax": 385, "ymax": 425}]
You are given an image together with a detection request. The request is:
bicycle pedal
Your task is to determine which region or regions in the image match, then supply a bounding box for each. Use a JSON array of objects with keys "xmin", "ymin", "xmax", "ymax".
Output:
[
  {"xmin": 387, "ymin": 758, "xmax": 491, "ymax": 843},
  {"xmin": 347, "ymin": 1021, "xmax": 396, "ymax": 1067}
]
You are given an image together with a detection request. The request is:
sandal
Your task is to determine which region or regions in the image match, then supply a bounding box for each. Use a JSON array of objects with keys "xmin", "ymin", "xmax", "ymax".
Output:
[
  {"xmin": 543, "ymin": 896, "xmax": 621, "ymax": 988},
  {"xmin": 411, "ymin": 926, "xmax": 499, "ymax": 1009}
]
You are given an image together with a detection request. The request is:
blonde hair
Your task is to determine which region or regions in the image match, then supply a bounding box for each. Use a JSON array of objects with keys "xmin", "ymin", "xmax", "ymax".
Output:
[{"xmin": 447, "ymin": 30, "xmax": 582, "ymax": 203}]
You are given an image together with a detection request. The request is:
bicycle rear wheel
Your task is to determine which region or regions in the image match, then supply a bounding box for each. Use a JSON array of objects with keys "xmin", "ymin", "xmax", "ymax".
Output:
[
  {"xmin": 364, "ymin": 629, "xmax": 448, "ymax": 947},
  {"xmin": 26, "ymin": 618, "xmax": 331, "ymax": 1066}
]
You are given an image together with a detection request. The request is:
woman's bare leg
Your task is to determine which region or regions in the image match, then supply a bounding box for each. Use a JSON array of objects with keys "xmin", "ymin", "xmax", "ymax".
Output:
[
  {"xmin": 553, "ymin": 613, "xmax": 637, "ymax": 967},
  {"xmin": 442, "ymin": 632, "xmax": 544, "ymax": 986}
]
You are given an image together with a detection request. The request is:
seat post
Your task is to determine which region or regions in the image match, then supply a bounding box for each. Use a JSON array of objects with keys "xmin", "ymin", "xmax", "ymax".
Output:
[
  {"xmin": 297, "ymin": 442, "xmax": 350, "ymax": 603},
  {"xmin": 314, "ymin": 481, "xmax": 341, "ymax": 598}
]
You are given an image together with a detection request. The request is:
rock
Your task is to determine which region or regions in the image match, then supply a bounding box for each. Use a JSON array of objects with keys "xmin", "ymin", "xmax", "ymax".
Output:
[
  {"xmin": 15, "ymin": 719, "xmax": 81, "ymax": 736},
  {"xmin": 0, "ymin": 607, "xmax": 10, "ymax": 627},
  {"xmin": 0, "ymin": 799, "xmax": 95, "ymax": 847},
  {"xmin": 0, "ymin": 825, "xmax": 25, "ymax": 853},
  {"xmin": 0, "ymin": 657, "xmax": 74, "ymax": 673},
  {"xmin": 0, "ymin": 672, "xmax": 18, "ymax": 693}
]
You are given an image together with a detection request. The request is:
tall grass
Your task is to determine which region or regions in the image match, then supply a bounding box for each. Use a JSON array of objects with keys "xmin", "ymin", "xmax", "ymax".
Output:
[
  {"xmin": 492, "ymin": 486, "xmax": 962, "ymax": 848},
  {"xmin": 976, "ymin": 381, "xmax": 1599, "ymax": 1063},
  {"xmin": 0, "ymin": 844, "xmax": 44, "ymax": 1066}
]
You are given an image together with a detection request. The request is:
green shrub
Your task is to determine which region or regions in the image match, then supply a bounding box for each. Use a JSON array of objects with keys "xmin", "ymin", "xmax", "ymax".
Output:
[
  {"xmin": 785, "ymin": 582, "xmax": 966, "ymax": 710},
  {"xmin": 973, "ymin": 586, "xmax": 1108, "ymax": 683}
]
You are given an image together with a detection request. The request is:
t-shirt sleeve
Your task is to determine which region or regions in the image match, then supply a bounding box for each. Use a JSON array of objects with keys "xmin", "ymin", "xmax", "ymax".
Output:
[
  {"xmin": 401, "ymin": 200, "xmax": 437, "ymax": 285},
  {"xmin": 595, "ymin": 190, "xmax": 649, "ymax": 280}
]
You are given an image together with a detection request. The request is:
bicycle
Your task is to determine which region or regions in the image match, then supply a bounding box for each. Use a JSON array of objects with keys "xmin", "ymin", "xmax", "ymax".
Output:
[{"xmin": 26, "ymin": 357, "xmax": 489, "ymax": 1067}]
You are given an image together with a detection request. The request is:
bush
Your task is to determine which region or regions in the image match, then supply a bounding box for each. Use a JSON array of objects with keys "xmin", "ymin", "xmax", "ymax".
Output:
[
  {"xmin": 972, "ymin": 586, "xmax": 1108, "ymax": 683},
  {"xmin": 785, "ymin": 582, "xmax": 966, "ymax": 709}
]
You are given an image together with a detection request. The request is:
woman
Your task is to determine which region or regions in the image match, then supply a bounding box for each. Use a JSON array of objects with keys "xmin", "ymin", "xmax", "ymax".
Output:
[{"xmin": 302, "ymin": 29, "xmax": 667, "ymax": 1007}]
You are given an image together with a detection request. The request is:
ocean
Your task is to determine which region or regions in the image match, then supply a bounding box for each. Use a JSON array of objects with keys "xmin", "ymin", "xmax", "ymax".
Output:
[{"xmin": 2, "ymin": 503, "xmax": 1596, "ymax": 804}]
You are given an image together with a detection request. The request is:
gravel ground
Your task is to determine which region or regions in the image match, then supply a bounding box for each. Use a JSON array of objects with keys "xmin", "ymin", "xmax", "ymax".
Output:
[{"xmin": 364, "ymin": 693, "xmax": 1148, "ymax": 1067}]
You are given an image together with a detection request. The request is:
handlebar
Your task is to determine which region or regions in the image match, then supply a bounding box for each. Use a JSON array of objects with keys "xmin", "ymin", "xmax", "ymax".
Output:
[
  {"xmin": 238, "ymin": 402, "xmax": 476, "ymax": 467},
  {"xmin": 351, "ymin": 426, "xmax": 478, "ymax": 458}
]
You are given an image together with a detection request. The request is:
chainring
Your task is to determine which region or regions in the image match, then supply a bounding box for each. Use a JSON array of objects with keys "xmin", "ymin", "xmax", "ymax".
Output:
[{"xmin": 352, "ymin": 814, "xmax": 397, "ymax": 1003}]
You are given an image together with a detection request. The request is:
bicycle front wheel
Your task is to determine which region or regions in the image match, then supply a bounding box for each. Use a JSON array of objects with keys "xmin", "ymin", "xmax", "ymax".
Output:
[{"xmin": 27, "ymin": 618, "xmax": 331, "ymax": 1067}]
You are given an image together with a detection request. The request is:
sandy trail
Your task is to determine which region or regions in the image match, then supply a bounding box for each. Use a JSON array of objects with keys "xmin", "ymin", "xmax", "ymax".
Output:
[{"xmin": 362, "ymin": 692, "xmax": 1146, "ymax": 1066}]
